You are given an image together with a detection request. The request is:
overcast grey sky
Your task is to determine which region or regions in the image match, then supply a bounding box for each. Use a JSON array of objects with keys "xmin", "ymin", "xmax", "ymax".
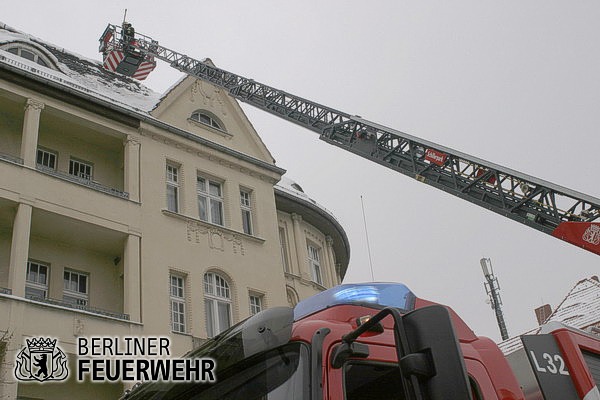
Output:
[{"xmin": 4, "ymin": 1, "xmax": 599, "ymax": 342}]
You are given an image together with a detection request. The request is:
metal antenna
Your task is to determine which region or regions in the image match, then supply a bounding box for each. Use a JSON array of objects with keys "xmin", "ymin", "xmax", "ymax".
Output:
[
  {"xmin": 123, "ymin": 9, "xmax": 128, "ymax": 24},
  {"xmin": 360, "ymin": 195, "xmax": 375, "ymax": 282},
  {"xmin": 480, "ymin": 258, "xmax": 509, "ymax": 340}
]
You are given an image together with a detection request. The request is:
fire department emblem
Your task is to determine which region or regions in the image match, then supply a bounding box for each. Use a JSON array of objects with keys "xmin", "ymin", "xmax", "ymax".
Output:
[
  {"xmin": 582, "ymin": 224, "xmax": 600, "ymax": 246},
  {"xmin": 14, "ymin": 338, "xmax": 68, "ymax": 382}
]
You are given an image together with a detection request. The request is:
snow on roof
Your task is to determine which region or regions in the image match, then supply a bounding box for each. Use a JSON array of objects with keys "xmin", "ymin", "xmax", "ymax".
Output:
[
  {"xmin": 498, "ymin": 276, "xmax": 600, "ymax": 355},
  {"xmin": 275, "ymin": 176, "xmax": 341, "ymax": 223},
  {"xmin": 0, "ymin": 22, "xmax": 161, "ymax": 113}
]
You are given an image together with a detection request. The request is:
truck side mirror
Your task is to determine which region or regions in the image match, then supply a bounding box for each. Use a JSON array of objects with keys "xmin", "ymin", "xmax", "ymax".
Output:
[
  {"xmin": 400, "ymin": 305, "xmax": 472, "ymax": 400},
  {"xmin": 336, "ymin": 305, "xmax": 472, "ymax": 400}
]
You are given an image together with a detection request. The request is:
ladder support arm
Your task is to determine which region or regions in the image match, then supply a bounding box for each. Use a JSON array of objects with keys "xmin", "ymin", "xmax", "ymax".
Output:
[{"xmin": 103, "ymin": 23, "xmax": 600, "ymax": 256}]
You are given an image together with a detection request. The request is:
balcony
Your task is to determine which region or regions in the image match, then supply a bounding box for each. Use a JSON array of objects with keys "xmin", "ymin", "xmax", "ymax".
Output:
[
  {"xmin": 0, "ymin": 91, "xmax": 132, "ymax": 201},
  {"xmin": 0, "ymin": 203, "xmax": 131, "ymax": 320}
]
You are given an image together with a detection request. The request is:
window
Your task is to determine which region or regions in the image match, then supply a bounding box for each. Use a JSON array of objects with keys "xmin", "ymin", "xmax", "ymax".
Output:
[
  {"xmin": 166, "ymin": 164, "xmax": 179, "ymax": 212},
  {"xmin": 170, "ymin": 274, "xmax": 187, "ymax": 333},
  {"xmin": 191, "ymin": 111, "xmax": 224, "ymax": 130},
  {"xmin": 36, "ymin": 148, "xmax": 57, "ymax": 170},
  {"xmin": 279, "ymin": 227, "xmax": 290, "ymax": 273},
  {"xmin": 5, "ymin": 46, "xmax": 50, "ymax": 67},
  {"xmin": 344, "ymin": 362, "xmax": 404, "ymax": 400},
  {"xmin": 197, "ymin": 176, "xmax": 224, "ymax": 225},
  {"xmin": 63, "ymin": 270, "xmax": 88, "ymax": 306},
  {"xmin": 249, "ymin": 294, "xmax": 263, "ymax": 316},
  {"xmin": 240, "ymin": 190, "xmax": 253, "ymax": 235},
  {"xmin": 204, "ymin": 272, "xmax": 232, "ymax": 337},
  {"xmin": 69, "ymin": 158, "xmax": 93, "ymax": 180},
  {"xmin": 184, "ymin": 343, "xmax": 308, "ymax": 400},
  {"xmin": 308, "ymin": 244, "xmax": 323, "ymax": 285},
  {"xmin": 25, "ymin": 260, "xmax": 49, "ymax": 300}
]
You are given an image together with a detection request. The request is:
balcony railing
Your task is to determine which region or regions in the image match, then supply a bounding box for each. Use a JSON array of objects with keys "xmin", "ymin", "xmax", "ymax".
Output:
[
  {"xmin": 36, "ymin": 164, "xmax": 129, "ymax": 199},
  {"xmin": 0, "ymin": 287, "xmax": 12, "ymax": 295},
  {"xmin": 0, "ymin": 151, "xmax": 23, "ymax": 165},
  {"xmin": 25, "ymin": 295, "xmax": 130, "ymax": 320},
  {"xmin": 0, "ymin": 151, "xmax": 129, "ymax": 199}
]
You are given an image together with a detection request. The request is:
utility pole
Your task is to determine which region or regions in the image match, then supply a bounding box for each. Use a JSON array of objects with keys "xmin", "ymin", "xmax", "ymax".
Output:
[{"xmin": 480, "ymin": 258, "xmax": 509, "ymax": 340}]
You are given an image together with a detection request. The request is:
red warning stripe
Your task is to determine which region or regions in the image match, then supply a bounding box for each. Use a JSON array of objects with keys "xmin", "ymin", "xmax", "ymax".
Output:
[
  {"xmin": 132, "ymin": 62, "xmax": 156, "ymax": 80},
  {"xmin": 102, "ymin": 50, "xmax": 155, "ymax": 80},
  {"xmin": 103, "ymin": 51, "xmax": 124, "ymax": 72}
]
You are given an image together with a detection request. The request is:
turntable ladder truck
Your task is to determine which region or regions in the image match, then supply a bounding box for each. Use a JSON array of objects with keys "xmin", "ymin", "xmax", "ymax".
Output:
[{"xmin": 98, "ymin": 24, "xmax": 600, "ymax": 400}]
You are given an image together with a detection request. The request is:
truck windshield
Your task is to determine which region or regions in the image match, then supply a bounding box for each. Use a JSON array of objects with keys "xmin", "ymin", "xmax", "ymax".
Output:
[
  {"xmin": 125, "ymin": 307, "xmax": 296, "ymax": 400},
  {"xmin": 191, "ymin": 342, "xmax": 309, "ymax": 400},
  {"xmin": 128, "ymin": 343, "xmax": 308, "ymax": 400}
]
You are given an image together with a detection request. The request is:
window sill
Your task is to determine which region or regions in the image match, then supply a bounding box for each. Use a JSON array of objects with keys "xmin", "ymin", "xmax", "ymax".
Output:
[
  {"xmin": 187, "ymin": 118, "xmax": 233, "ymax": 140},
  {"xmin": 171, "ymin": 330, "xmax": 192, "ymax": 337},
  {"xmin": 162, "ymin": 209, "xmax": 266, "ymax": 244},
  {"xmin": 286, "ymin": 274, "xmax": 328, "ymax": 291}
]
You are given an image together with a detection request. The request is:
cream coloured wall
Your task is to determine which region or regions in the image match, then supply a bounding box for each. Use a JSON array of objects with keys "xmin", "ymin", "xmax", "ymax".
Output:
[
  {"xmin": 17, "ymin": 355, "xmax": 123, "ymax": 400},
  {"xmin": 134, "ymin": 122, "xmax": 287, "ymax": 341},
  {"xmin": 0, "ymin": 37, "xmax": 348, "ymax": 398},
  {"xmin": 277, "ymin": 210, "xmax": 342, "ymax": 304},
  {"xmin": 151, "ymin": 76, "xmax": 275, "ymax": 164},
  {"xmin": 0, "ymin": 95, "xmax": 23, "ymax": 159},
  {"xmin": 0, "ymin": 232, "xmax": 10, "ymax": 288},
  {"xmin": 0, "ymin": 298, "xmax": 142, "ymax": 399}
]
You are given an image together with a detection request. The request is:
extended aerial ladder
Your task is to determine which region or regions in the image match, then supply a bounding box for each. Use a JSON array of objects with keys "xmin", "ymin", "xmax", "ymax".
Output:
[{"xmin": 100, "ymin": 23, "xmax": 600, "ymax": 256}]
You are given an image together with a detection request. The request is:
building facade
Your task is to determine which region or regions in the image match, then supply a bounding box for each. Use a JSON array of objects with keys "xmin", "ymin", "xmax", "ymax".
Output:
[{"xmin": 0, "ymin": 22, "xmax": 349, "ymax": 399}]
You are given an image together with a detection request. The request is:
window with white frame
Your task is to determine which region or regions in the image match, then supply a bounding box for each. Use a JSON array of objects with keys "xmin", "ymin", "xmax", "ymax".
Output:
[
  {"xmin": 308, "ymin": 244, "xmax": 323, "ymax": 285},
  {"xmin": 249, "ymin": 293, "xmax": 263, "ymax": 316},
  {"xmin": 4, "ymin": 46, "xmax": 52, "ymax": 68},
  {"xmin": 25, "ymin": 260, "xmax": 49, "ymax": 300},
  {"xmin": 204, "ymin": 272, "xmax": 232, "ymax": 337},
  {"xmin": 63, "ymin": 269, "xmax": 88, "ymax": 306},
  {"xmin": 240, "ymin": 189, "xmax": 253, "ymax": 235},
  {"xmin": 170, "ymin": 274, "xmax": 187, "ymax": 333},
  {"xmin": 166, "ymin": 164, "xmax": 179, "ymax": 213},
  {"xmin": 69, "ymin": 158, "xmax": 93, "ymax": 180},
  {"xmin": 279, "ymin": 227, "xmax": 290, "ymax": 273},
  {"xmin": 197, "ymin": 176, "xmax": 224, "ymax": 225},
  {"xmin": 36, "ymin": 148, "xmax": 57, "ymax": 170},
  {"xmin": 190, "ymin": 111, "xmax": 224, "ymax": 131}
]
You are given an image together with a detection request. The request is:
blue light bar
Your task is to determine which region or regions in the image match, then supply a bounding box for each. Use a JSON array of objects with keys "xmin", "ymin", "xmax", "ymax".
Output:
[{"xmin": 293, "ymin": 283, "xmax": 416, "ymax": 321}]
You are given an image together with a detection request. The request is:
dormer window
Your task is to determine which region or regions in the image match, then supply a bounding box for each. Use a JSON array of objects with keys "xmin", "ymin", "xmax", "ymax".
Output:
[
  {"xmin": 2, "ymin": 44, "xmax": 55, "ymax": 69},
  {"xmin": 190, "ymin": 111, "xmax": 224, "ymax": 131},
  {"xmin": 291, "ymin": 183, "xmax": 305, "ymax": 193}
]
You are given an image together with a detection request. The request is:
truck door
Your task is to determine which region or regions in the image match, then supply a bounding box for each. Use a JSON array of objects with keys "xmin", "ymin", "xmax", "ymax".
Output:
[
  {"xmin": 464, "ymin": 358, "xmax": 502, "ymax": 400},
  {"xmin": 326, "ymin": 342, "xmax": 404, "ymax": 400}
]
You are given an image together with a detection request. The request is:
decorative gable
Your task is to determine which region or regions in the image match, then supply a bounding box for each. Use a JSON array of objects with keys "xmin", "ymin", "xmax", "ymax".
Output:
[{"xmin": 151, "ymin": 71, "xmax": 275, "ymax": 165}]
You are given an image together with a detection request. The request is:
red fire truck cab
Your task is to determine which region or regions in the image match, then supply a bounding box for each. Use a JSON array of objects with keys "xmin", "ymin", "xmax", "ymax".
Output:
[{"xmin": 123, "ymin": 283, "xmax": 599, "ymax": 400}]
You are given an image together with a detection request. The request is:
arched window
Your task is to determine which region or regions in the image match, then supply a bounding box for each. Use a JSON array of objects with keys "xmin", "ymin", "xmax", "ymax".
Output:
[
  {"xmin": 286, "ymin": 287, "xmax": 299, "ymax": 308},
  {"xmin": 190, "ymin": 110, "xmax": 225, "ymax": 131},
  {"xmin": 2, "ymin": 45, "xmax": 54, "ymax": 69},
  {"xmin": 204, "ymin": 272, "xmax": 232, "ymax": 337}
]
